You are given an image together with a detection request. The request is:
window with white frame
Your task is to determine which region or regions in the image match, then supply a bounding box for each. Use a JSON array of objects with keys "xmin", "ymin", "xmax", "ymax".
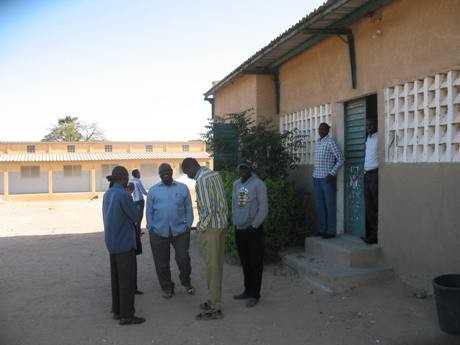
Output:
[
  {"xmin": 385, "ymin": 70, "xmax": 460, "ymax": 163},
  {"xmin": 21, "ymin": 166, "xmax": 40, "ymax": 178},
  {"xmin": 279, "ymin": 103, "xmax": 332, "ymax": 164},
  {"xmin": 63, "ymin": 165, "xmax": 82, "ymax": 177}
]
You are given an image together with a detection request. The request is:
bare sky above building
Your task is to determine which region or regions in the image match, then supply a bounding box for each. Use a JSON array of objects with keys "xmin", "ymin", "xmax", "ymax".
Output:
[{"xmin": 0, "ymin": 0, "xmax": 324, "ymax": 141}]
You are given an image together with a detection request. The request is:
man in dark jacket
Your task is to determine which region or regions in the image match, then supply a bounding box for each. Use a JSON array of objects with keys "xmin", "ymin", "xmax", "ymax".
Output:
[{"xmin": 102, "ymin": 166, "xmax": 145, "ymax": 325}]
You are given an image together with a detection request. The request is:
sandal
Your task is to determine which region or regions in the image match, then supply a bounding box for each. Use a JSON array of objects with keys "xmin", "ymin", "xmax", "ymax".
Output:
[
  {"xmin": 199, "ymin": 300, "xmax": 212, "ymax": 311},
  {"xmin": 195, "ymin": 309, "xmax": 223, "ymax": 321},
  {"xmin": 185, "ymin": 286, "xmax": 195, "ymax": 295}
]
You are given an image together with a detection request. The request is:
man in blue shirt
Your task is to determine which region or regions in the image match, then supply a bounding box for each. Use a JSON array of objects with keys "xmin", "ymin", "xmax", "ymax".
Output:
[
  {"xmin": 102, "ymin": 166, "xmax": 145, "ymax": 325},
  {"xmin": 146, "ymin": 163, "xmax": 194, "ymax": 299}
]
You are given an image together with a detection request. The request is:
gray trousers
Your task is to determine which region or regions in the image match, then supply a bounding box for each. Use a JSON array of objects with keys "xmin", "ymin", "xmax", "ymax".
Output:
[{"xmin": 149, "ymin": 230, "xmax": 191, "ymax": 292}]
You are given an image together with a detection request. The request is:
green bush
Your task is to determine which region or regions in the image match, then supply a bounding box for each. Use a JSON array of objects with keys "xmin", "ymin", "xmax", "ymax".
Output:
[{"xmin": 220, "ymin": 171, "xmax": 308, "ymax": 262}]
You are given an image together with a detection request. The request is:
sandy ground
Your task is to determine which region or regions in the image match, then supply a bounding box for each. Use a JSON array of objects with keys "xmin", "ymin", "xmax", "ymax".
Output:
[{"xmin": 0, "ymin": 199, "xmax": 458, "ymax": 345}]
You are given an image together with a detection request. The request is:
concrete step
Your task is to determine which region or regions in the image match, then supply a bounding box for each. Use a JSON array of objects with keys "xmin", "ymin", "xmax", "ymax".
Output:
[
  {"xmin": 282, "ymin": 251, "xmax": 394, "ymax": 294},
  {"xmin": 305, "ymin": 235, "xmax": 382, "ymax": 268}
]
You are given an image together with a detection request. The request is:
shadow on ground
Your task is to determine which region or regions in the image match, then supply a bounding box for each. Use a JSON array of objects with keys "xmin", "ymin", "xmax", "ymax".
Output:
[{"xmin": 0, "ymin": 232, "xmax": 458, "ymax": 345}]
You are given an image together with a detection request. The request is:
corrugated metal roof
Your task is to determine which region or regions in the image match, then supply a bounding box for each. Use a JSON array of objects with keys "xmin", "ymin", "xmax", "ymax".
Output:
[
  {"xmin": 204, "ymin": 0, "xmax": 391, "ymax": 97},
  {"xmin": 0, "ymin": 151, "xmax": 210, "ymax": 163}
]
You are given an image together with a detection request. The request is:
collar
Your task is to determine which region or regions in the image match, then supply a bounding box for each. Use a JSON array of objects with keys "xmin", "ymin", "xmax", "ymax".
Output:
[
  {"xmin": 319, "ymin": 134, "xmax": 330, "ymax": 141},
  {"xmin": 112, "ymin": 183, "xmax": 125, "ymax": 189},
  {"xmin": 195, "ymin": 167, "xmax": 207, "ymax": 180},
  {"xmin": 240, "ymin": 173, "xmax": 255, "ymax": 185},
  {"xmin": 159, "ymin": 180, "xmax": 176, "ymax": 187}
]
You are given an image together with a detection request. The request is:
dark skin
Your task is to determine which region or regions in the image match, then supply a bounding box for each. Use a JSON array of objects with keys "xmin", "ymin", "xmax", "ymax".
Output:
[
  {"xmin": 239, "ymin": 166, "xmax": 252, "ymax": 183},
  {"xmin": 366, "ymin": 118, "xmax": 377, "ymax": 136},
  {"xmin": 182, "ymin": 160, "xmax": 201, "ymax": 180},
  {"xmin": 318, "ymin": 123, "xmax": 336, "ymax": 183},
  {"xmin": 159, "ymin": 165, "xmax": 174, "ymax": 186},
  {"xmin": 132, "ymin": 170, "xmax": 141, "ymax": 179}
]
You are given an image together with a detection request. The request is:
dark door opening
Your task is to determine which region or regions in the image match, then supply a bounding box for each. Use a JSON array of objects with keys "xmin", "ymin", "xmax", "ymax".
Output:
[{"xmin": 344, "ymin": 94, "xmax": 377, "ymax": 237}]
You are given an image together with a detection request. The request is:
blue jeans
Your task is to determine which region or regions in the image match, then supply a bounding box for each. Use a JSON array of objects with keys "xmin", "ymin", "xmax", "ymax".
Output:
[{"xmin": 313, "ymin": 178, "xmax": 337, "ymax": 236}]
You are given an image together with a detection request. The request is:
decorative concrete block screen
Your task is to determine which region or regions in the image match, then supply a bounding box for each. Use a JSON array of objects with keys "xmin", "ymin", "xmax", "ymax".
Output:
[
  {"xmin": 0, "ymin": 173, "xmax": 3, "ymax": 194},
  {"xmin": 53, "ymin": 170, "xmax": 91, "ymax": 193},
  {"xmin": 9, "ymin": 171, "xmax": 48, "ymax": 194},
  {"xmin": 140, "ymin": 163, "xmax": 159, "ymax": 190},
  {"xmin": 385, "ymin": 70, "xmax": 460, "ymax": 163},
  {"xmin": 279, "ymin": 104, "xmax": 332, "ymax": 164}
]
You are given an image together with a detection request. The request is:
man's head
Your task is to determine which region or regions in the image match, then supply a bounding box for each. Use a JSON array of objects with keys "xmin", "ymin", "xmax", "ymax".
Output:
[
  {"xmin": 158, "ymin": 163, "xmax": 173, "ymax": 186},
  {"xmin": 366, "ymin": 117, "xmax": 377, "ymax": 135},
  {"xmin": 107, "ymin": 165, "xmax": 129, "ymax": 188},
  {"xmin": 181, "ymin": 158, "xmax": 201, "ymax": 179},
  {"xmin": 318, "ymin": 123, "xmax": 330, "ymax": 139},
  {"xmin": 132, "ymin": 169, "xmax": 140, "ymax": 179},
  {"xmin": 126, "ymin": 182, "xmax": 135, "ymax": 194},
  {"xmin": 238, "ymin": 161, "xmax": 252, "ymax": 182}
]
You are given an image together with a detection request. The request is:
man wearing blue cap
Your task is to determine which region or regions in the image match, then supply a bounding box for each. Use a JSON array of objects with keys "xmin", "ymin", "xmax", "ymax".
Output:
[{"xmin": 232, "ymin": 161, "xmax": 268, "ymax": 308}]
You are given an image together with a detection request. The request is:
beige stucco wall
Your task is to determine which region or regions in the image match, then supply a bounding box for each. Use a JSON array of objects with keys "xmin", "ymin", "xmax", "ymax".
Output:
[
  {"xmin": 275, "ymin": 0, "xmax": 460, "ymax": 290},
  {"xmin": 214, "ymin": 74, "xmax": 277, "ymax": 124},
  {"xmin": 279, "ymin": 0, "xmax": 460, "ymax": 113},
  {"xmin": 214, "ymin": 74, "xmax": 258, "ymax": 121}
]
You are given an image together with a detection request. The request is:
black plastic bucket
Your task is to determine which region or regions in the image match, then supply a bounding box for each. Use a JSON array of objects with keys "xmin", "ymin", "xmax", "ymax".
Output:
[{"xmin": 433, "ymin": 274, "xmax": 460, "ymax": 334}]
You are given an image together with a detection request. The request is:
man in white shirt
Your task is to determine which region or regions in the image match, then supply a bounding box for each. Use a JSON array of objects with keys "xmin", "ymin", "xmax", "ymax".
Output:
[
  {"xmin": 362, "ymin": 118, "xmax": 378, "ymax": 244},
  {"xmin": 130, "ymin": 169, "xmax": 148, "ymax": 294}
]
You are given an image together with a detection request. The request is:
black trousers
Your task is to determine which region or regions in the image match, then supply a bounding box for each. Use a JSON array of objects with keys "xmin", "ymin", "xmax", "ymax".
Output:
[
  {"xmin": 133, "ymin": 200, "xmax": 144, "ymax": 290},
  {"xmin": 110, "ymin": 250, "xmax": 136, "ymax": 319},
  {"xmin": 149, "ymin": 230, "xmax": 192, "ymax": 292},
  {"xmin": 235, "ymin": 227, "xmax": 265, "ymax": 300},
  {"xmin": 364, "ymin": 169, "xmax": 379, "ymax": 241}
]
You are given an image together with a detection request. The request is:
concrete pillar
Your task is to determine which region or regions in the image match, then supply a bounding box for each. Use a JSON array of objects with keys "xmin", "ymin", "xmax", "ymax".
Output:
[
  {"xmin": 48, "ymin": 169, "xmax": 53, "ymax": 195},
  {"xmin": 3, "ymin": 170, "xmax": 8, "ymax": 200},
  {"xmin": 91, "ymin": 167, "xmax": 96, "ymax": 193}
]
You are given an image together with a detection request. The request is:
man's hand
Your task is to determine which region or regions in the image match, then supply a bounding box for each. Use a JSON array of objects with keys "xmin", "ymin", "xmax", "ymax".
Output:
[{"xmin": 326, "ymin": 174, "xmax": 336, "ymax": 183}]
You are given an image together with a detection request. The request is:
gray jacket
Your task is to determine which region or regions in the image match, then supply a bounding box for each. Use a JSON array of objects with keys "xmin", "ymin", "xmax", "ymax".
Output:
[{"xmin": 232, "ymin": 174, "xmax": 268, "ymax": 230}]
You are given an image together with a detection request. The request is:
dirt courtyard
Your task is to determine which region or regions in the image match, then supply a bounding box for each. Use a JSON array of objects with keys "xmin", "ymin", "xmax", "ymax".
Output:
[{"xmin": 0, "ymin": 199, "xmax": 457, "ymax": 345}]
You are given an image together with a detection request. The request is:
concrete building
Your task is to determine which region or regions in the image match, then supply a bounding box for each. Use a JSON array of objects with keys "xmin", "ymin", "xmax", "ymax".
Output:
[
  {"xmin": 0, "ymin": 140, "xmax": 210, "ymax": 201},
  {"xmin": 204, "ymin": 0, "xmax": 460, "ymax": 291}
]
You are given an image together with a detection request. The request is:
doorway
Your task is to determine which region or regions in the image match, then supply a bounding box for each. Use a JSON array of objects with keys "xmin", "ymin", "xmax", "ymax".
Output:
[{"xmin": 343, "ymin": 94, "xmax": 377, "ymax": 237}]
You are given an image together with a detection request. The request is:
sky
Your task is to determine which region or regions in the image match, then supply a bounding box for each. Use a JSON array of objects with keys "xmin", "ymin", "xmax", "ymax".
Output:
[{"xmin": 0, "ymin": 0, "xmax": 325, "ymax": 142}]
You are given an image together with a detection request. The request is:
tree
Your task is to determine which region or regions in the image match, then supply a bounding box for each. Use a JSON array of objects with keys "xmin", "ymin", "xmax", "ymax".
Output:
[
  {"xmin": 203, "ymin": 109, "xmax": 305, "ymax": 179},
  {"xmin": 42, "ymin": 116, "xmax": 105, "ymax": 142}
]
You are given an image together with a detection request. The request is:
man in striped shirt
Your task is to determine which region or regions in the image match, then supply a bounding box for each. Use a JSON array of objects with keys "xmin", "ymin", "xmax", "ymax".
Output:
[{"xmin": 181, "ymin": 158, "xmax": 228, "ymax": 320}]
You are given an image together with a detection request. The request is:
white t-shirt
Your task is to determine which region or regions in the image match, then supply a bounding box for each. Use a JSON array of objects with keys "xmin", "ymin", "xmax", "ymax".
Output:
[{"xmin": 364, "ymin": 132, "xmax": 379, "ymax": 171}]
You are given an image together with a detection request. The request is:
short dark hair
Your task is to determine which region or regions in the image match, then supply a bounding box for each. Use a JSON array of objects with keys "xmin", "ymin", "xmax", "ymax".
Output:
[
  {"xmin": 181, "ymin": 157, "xmax": 200, "ymax": 170},
  {"xmin": 106, "ymin": 166, "xmax": 129, "ymax": 187},
  {"xmin": 132, "ymin": 169, "xmax": 140, "ymax": 177},
  {"xmin": 158, "ymin": 163, "xmax": 172, "ymax": 174}
]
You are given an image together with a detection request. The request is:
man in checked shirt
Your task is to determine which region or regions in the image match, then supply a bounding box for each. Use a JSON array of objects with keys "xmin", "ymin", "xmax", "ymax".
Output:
[{"xmin": 313, "ymin": 123, "xmax": 344, "ymax": 239}]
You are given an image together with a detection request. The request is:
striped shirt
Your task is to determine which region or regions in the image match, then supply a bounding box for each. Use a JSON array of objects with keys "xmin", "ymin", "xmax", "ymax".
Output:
[{"xmin": 194, "ymin": 167, "xmax": 228, "ymax": 232}]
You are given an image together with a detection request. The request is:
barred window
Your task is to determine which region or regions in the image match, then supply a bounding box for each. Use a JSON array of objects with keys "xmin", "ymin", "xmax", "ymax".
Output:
[
  {"xmin": 104, "ymin": 145, "xmax": 112, "ymax": 152},
  {"xmin": 145, "ymin": 145, "xmax": 153, "ymax": 152},
  {"xmin": 21, "ymin": 166, "xmax": 40, "ymax": 178},
  {"xmin": 26, "ymin": 145, "xmax": 35, "ymax": 153},
  {"xmin": 182, "ymin": 144, "xmax": 189, "ymax": 152},
  {"xmin": 67, "ymin": 145, "xmax": 76, "ymax": 153}
]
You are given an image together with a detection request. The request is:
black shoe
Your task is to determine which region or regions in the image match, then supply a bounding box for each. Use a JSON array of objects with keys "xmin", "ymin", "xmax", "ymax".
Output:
[
  {"xmin": 233, "ymin": 291, "xmax": 250, "ymax": 300},
  {"xmin": 119, "ymin": 316, "xmax": 146, "ymax": 325},
  {"xmin": 361, "ymin": 236, "xmax": 377, "ymax": 245},
  {"xmin": 322, "ymin": 234, "xmax": 336, "ymax": 239},
  {"xmin": 246, "ymin": 298, "xmax": 259, "ymax": 308},
  {"xmin": 162, "ymin": 288, "xmax": 175, "ymax": 299},
  {"xmin": 184, "ymin": 285, "xmax": 195, "ymax": 295},
  {"xmin": 135, "ymin": 290, "xmax": 144, "ymax": 295},
  {"xmin": 113, "ymin": 313, "xmax": 121, "ymax": 320}
]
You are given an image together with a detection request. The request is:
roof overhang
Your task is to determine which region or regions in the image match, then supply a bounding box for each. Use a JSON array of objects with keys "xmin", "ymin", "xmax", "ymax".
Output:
[{"xmin": 204, "ymin": 0, "xmax": 393, "ymax": 97}]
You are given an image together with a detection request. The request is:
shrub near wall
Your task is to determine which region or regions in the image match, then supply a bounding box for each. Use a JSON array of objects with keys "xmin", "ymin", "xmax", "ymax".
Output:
[{"xmin": 221, "ymin": 171, "xmax": 308, "ymax": 263}]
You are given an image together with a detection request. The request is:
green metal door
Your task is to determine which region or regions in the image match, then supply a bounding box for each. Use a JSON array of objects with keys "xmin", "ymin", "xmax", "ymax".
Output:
[{"xmin": 344, "ymin": 98, "xmax": 366, "ymax": 237}]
